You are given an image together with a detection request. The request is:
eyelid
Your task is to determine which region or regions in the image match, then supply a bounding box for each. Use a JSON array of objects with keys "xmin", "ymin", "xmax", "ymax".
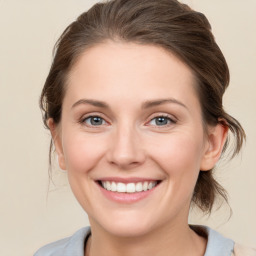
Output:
[
  {"xmin": 78, "ymin": 112, "xmax": 177, "ymax": 128},
  {"xmin": 145, "ymin": 113, "xmax": 177, "ymax": 126},
  {"xmin": 79, "ymin": 112, "xmax": 110, "ymax": 127}
]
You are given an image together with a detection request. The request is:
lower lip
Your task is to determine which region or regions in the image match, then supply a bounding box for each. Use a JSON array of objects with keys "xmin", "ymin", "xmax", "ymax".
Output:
[{"xmin": 97, "ymin": 182, "xmax": 159, "ymax": 204}]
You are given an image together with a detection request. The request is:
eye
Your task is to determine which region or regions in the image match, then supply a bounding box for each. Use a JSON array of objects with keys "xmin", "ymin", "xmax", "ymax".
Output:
[
  {"xmin": 148, "ymin": 116, "xmax": 175, "ymax": 126},
  {"xmin": 83, "ymin": 116, "xmax": 107, "ymax": 126}
]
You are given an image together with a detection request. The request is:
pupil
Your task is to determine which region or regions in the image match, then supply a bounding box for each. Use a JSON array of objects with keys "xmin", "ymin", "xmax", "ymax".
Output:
[
  {"xmin": 156, "ymin": 117, "xmax": 167, "ymax": 125},
  {"xmin": 91, "ymin": 117, "xmax": 102, "ymax": 125}
]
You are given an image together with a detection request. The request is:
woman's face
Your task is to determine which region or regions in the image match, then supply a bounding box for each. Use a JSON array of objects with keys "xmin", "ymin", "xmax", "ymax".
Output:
[{"xmin": 52, "ymin": 42, "xmax": 218, "ymax": 237}]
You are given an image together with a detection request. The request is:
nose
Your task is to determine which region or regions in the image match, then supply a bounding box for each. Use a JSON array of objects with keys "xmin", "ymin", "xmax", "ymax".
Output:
[{"xmin": 106, "ymin": 125, "xmax": 146, "ymax": 170}]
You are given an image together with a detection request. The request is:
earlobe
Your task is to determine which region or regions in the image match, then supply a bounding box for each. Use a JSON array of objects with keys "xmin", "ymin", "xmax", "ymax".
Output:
[
  {"xmin": 200, "ymin": 122, "xmax": 228, "ymax": 171},
  {"xmin": 48, "ymin": 118, "xmax": 66, "ymax": 170}
]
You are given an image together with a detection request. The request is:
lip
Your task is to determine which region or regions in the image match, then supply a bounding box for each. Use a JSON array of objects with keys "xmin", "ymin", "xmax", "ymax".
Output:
[{"xmin": 95, "ymin": 177, "xmax": 162, "ymax": 204}]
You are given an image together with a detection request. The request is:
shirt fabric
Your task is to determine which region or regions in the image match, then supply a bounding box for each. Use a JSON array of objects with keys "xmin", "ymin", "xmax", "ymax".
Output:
[{"xmin": 33, "ymin": 225, "xmax": 242, "ymax": 256}]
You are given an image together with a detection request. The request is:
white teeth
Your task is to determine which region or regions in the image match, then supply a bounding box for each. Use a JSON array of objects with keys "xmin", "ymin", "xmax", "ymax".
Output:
[
  {"xmin": 126, "ymin": 183, "xmax": 135, "ymax": 193},
  {"xmin": 143, "ymin": 181, "xmax": 148, "ymax": 191},
  {"xmin": 111, "ymin": 181, "xmax": 117, "ymax": 192},
  {"xmin": 106, "ymin": 181, "xmax": 112, "ymax": 191},
  {"xmin": 101, "ymin": 181, "xmax": 158, "ymax": 193},
  {"xmin": 117, "ymin": 183, "xmax": 126, "ymax": 192},
  {"xmin": 135, "ymin": 182, "xmax": 143, "ymax": 192}
]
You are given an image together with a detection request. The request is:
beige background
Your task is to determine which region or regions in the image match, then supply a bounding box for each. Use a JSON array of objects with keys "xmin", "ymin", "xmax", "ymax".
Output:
[{"xmin": 0, "ymin": 1, "xmax": 255, "ymax": 255}]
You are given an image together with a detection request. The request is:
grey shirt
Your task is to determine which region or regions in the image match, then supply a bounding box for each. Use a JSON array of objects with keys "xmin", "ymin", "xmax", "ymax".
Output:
[{"xmin": 34, "ymin": 225, "xmax": 234, "ymax": 256}]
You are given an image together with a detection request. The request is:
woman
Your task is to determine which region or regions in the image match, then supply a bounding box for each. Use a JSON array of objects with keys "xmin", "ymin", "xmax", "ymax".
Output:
[{"xmin": 35, "ymin": 0, "xmax": 255, "ymax": 255}]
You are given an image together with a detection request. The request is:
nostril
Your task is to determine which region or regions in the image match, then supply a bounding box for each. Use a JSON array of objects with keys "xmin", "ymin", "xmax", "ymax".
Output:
[
  {"xmin": 106, "ymin": 133, "xmax": 146, "ymax": 168},
  {"xmin": 108, "ymin": 157, "xmax": 145, "ymax": 169}
]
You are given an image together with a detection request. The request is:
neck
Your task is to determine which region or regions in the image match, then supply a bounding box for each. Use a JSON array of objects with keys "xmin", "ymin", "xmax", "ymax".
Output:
[{"xmin": 85, "ymin": 221, "xmax": 206, "ymax": 256}]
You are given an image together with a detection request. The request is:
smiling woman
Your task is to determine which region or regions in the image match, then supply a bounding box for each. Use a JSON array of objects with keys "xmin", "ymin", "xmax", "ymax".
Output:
[{"xmin": 34, "ymin": 0, "xmax": 255, "ymax": 256}]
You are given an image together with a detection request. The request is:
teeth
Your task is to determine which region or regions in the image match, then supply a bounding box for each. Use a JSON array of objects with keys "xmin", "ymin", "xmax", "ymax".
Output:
[
  {"xmin": 111, "ymin": 181, "xmax": 117, "ymax": 192},
  {"xmin": 106, "ymin": 181, "xmax": 111, "ymax": 191},
  {"xmin": 143, "ymin": 181, "xmax": 148, "ymax": 191},
  {"xmin": 135, "ymin": 182, "xmax": 143, "ymax": 192},
  {"xmin": 117, "ymin": 183, "xmax": 126, "ymax": 192},
  {"xmin": 101, "ymin": 181, "xmax": 157, "ymax": 193},
  {"xmin": 127, "ymin": 183, "xmax": 135, "ymax": 193}
]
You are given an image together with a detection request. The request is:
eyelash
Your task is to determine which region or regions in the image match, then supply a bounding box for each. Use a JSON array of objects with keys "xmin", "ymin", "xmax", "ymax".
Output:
[
  {"xmin": 147, "ymin": 114, "xmax": 176, "ymax": 127},
  {"xmin": 79, "ymin": 114, "xmax": 176, "ymax": 128},
  {"xmin": 80, "ymin": 114, "xmax": 108, "ymax": 127}
]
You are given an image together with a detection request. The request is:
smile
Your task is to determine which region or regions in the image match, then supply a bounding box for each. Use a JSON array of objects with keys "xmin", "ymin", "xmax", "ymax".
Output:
[{"xmin": 100, "ymin": 181, "xmax": 158, "ymax": 193}]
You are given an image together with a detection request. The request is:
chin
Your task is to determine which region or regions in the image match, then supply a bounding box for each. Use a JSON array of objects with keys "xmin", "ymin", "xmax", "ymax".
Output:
[
  {"xmin": 105, "ymin": 221, "xmax": 154, "ymax": 238},
  {"xmin": 89, "ymin": 210, "xmax": 157, "ymax": 238}
]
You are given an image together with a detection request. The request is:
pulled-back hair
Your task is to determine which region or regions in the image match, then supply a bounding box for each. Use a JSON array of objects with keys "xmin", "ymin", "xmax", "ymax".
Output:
[{"xmin": 40, "ymin": 0, "xmax": 245, "ymax": 213}]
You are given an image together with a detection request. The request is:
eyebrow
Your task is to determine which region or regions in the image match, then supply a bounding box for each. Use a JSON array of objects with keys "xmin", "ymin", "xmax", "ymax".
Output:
[
  {"xmin": 72, "ymin": 99, "xmax": 110, "ymax": 109},
  {"xmin": 142, "ymin": 98, "xmax": 188, "ymax": 110},
  {"xmin": 71, "ymin": 98, "xmax": 187, "ymax": 110}
]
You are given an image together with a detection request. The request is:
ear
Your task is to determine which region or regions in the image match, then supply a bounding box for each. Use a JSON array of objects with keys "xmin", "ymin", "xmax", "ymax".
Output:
[
  {"xmin": 200, "ymin": 122, "xmax": 228, "ymax": 171},
  {"xmin": 48, "ymin": 118, "xmax": 66, "ymax": 170}
]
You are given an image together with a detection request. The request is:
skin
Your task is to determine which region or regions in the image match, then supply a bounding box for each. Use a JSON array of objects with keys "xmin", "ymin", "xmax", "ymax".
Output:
[{"xmin": 49, "ymin": 41, "xmax": 228, "ymax": 256}]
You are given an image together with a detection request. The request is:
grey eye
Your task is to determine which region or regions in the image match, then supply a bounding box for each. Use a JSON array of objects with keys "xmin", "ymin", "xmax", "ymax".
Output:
[
  {"xmin": 84, "ymin": 116, "xmax": 106, "ymax": 126},
  {"xmin": 149, "ymin": 116, "xmax": 172, "ymax": 126}
]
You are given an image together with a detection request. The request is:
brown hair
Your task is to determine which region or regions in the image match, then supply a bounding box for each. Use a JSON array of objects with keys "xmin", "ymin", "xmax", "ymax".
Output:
[{"xmin": 40, "ymin": 0, "xmax": 245, "ymax": 213}]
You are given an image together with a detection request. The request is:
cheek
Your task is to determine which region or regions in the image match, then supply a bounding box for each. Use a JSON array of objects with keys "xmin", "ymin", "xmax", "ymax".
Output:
[
  {"xmin": 148, "ymin": 132, "xmax": 204, "ymax": 178},
  {"xmin": 62, "ymin": 131, "xmax": 107, "ymax": 173},
  {"xmin": 156, "ymin": 134, "xmax": 205, "ymax": 208}
]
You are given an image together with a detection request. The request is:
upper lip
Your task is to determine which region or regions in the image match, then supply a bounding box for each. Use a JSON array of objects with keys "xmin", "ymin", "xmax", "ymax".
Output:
[{"xmin": 96, "ymin": 177, "xmax": 162, "ymax": 183}]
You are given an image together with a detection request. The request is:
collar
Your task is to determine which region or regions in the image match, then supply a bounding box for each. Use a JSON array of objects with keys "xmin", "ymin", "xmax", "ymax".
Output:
[{"xmin": 35, "ymin": 225, "xmax": 235, "ymax": 256}]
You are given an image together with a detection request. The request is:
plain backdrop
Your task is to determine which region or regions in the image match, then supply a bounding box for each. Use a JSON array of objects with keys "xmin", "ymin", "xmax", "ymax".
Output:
[{"xmin": 0, "ymin": 0, "xmax": 255, "ymax": 255}]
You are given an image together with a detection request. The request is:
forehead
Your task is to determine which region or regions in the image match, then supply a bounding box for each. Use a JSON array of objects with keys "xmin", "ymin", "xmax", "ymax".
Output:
[{"xmin": 65, "ymin": 41, "xmax": 200, "ymax": 110}]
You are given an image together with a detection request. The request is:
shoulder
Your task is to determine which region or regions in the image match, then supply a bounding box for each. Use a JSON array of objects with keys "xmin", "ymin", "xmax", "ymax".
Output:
[
  {"xmin": 192, "ymin": 225, "xmax": 256, "ymax": 256},
  {"xmin": 191, "ymin": 225, "xmax": 234, "ymax": 255},
  {"xmin": 34, "ymin": 227, "xmax": 91, "ymax": 256},
  {"xmin": 233, "ymin": 243, "xmax": 256, "ymax": 256},
  {"xmin": 202, "ymin": 226, "xmax": 235, "ymax": 256}
]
